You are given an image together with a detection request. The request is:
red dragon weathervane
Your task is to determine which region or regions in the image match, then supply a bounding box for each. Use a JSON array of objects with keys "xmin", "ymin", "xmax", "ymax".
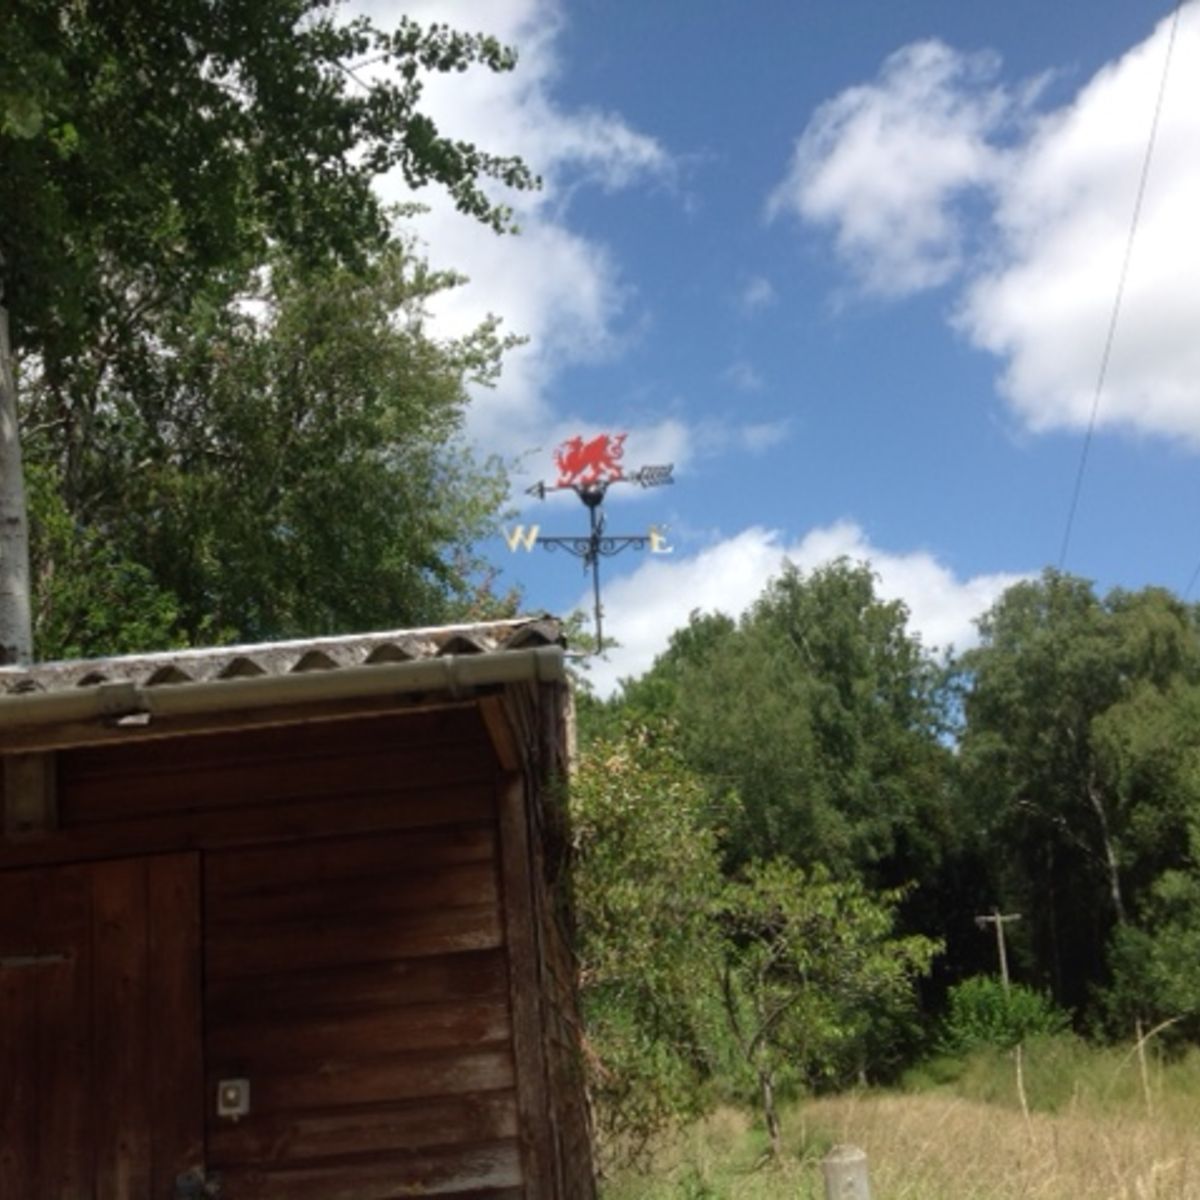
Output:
[
  {"xmin": 506, "ymin": 432, "xmax": 674, "ymax": 653},
  {"xmin": 554, "ymin": 432, "xmax": 627, "ymax": 487}
]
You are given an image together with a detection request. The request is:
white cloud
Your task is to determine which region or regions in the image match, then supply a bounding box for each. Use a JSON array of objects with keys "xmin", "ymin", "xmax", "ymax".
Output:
[
  {"xmin": 776, "ymin": 8, "xmax": 1200, "ymax": 446},
  {"xmin": 768, "ymin": 41, "xmax": 1016, "ymax": 297},
  {"xmin": 580, "ymin": 520, "xmax": 1027, "ymax": 696},
  {"xmin": 957, "ymin": 6, "xmax": 1200, "ymax": 443},
  {"xmin": 350, "ymin": 0, "xmax": 672, "ymax": 454},
  {"xmin": 739, "ymin": 274, "xmax": 777, "ymax": 312}
]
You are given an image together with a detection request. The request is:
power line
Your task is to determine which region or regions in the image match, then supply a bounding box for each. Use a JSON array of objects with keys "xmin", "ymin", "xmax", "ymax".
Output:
[{"xmin": 1057, "ymin": 0, "xmax": 1183, "ymax": 570}]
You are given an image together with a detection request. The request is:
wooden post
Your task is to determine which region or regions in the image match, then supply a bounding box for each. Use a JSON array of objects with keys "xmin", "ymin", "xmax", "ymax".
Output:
[
  {"xmin": 821, "ymin": 1145, "xmax": 871, "ymax": 1199},
  {"xmin": 975, "ymin": 907, "xmax": 1030, "ymax": 1125},
  {"xmin": 974, "ymin": 908, "xmax": 1020, "ymax": 993}
]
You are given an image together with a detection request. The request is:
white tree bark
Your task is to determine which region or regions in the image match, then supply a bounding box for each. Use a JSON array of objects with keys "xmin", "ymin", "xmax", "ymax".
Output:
[{"xmin": 0, "ymin": 290, "xmax": 32, "ymax": 666}]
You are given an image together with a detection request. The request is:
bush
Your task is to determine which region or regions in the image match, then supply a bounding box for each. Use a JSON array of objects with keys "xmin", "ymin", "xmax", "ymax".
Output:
[{"xmin": 939, "ymin": 975, "xmax": 1069, "ymax": 1053}]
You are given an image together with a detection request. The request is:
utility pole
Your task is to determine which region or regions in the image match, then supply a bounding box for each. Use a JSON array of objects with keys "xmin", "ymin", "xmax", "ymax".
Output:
[
  {"xmin": 0, "ymin": 250, "xmax": 33, "ymax": 666},
  {"xmin": 975, "ymin": 908, "xmax": 1021, "ymax": 993},
  {"xmin": 976, "ymin": 906, "xmax": 1030, "ymax": 1124}
]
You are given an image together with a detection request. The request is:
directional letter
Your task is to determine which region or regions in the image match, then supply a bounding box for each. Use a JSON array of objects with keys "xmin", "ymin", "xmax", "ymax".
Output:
[
  {"xmin": 649, "ymin": 525, "xmax": 673, "ymax": 554},
  {"xmin": 504, "ymin": 525, "xmax": 541, "ymax": 552}
]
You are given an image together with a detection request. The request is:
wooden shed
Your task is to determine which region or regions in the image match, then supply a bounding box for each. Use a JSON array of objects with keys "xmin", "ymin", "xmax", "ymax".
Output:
[{"xmin": 0, "ymin": 617, "xmax": 595, "ymax": 1200}]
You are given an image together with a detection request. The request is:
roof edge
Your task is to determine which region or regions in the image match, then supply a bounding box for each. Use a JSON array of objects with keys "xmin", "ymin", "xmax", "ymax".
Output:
[{"xmin": 0, "ymin": 645, "xmax": 565, "ymax": 735}]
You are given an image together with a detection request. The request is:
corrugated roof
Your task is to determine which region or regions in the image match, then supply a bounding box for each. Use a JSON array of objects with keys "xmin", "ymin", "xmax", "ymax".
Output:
[{"xmin": 0, "ymin": 617, "xmax": 563, "ymax": 697}]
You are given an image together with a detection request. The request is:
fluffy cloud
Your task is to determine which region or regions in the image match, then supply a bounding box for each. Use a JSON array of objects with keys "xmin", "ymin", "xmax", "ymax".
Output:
[
  {"xmin": 580, "ymin": 521, "xmax": 1026, "ymax": 696},
  {"xmin": 778, "ymin": 8, "xmax": 1200, "ymax": 445},
  {"xmin": 959, "ymin": 7, "xmax": 1200, "ymax": 443},
  {"xmin": 768, "ymin": 41, "xmax": 1016, "ymax": 297},
  {"xmin": 351, "ymin": 0, "xmax": 671, "ymax": 453}
]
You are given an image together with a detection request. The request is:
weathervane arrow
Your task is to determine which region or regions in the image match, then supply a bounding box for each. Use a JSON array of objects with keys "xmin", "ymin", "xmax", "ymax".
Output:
[{"xmin": 506, "ymin": 432, "xmax": 674, "ymax": 654}]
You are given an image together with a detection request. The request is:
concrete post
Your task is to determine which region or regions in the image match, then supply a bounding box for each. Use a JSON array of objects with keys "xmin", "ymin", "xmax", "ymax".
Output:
[{"xmin": 821, "ymin": 1144, "xmax": 871, "ymax": 1200}]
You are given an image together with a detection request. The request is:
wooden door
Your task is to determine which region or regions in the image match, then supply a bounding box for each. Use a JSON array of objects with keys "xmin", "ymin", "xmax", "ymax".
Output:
[{"xmin": 0, "ymin": 855, "xmax": 204, "ymax": 1199}]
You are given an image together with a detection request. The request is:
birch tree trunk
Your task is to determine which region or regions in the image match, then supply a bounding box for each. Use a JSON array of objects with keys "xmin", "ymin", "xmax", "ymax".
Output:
[{"xmin": 0, "ymin": 287, "xmax": 32, "ymax": 666}]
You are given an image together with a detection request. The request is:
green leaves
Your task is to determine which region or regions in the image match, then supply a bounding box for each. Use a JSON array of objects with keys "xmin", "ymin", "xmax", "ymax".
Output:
[
  {"xmin": 960, "ymin": 569, "xmax": 1200, "ymax": 1022},
  {"xmin": 720, "ymin": 860, "xmax": 939, "ymax": 1095},
  {"xmin": 571, "ymin": 725, "xmax": 728, "ymax": 1169},
  {"xmin": 939, "ymin": 976, "xmax": 1069, "ymax": 1054},
  {"xmin": 1, "ymin": 1, "xmax": 539, "ymax": 361},
  {"xmin": 21, "ymin": 240, "xmax": 516, "ymax": 654}
]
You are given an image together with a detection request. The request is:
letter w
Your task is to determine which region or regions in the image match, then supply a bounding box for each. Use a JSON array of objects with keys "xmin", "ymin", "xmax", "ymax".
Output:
[{"xmin": 504, "ymin": 525, "xmax": 540, "ymax": 552}]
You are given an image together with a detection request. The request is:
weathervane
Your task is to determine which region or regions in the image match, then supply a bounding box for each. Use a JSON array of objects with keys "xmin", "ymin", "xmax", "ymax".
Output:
[{"xmin": 505, "ymin": 433, "xmax": 674, "ymax": 653}]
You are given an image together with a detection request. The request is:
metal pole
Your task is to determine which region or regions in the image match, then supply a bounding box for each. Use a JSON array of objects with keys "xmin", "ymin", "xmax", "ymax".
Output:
[{"xmin": 587, "ymin": 497, "xmax": 604, "ymax": 653}]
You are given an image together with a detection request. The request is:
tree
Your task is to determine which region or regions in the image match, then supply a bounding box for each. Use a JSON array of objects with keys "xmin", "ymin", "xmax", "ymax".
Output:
[
  {"xmin": 718, "ymin": 859, "xmax": 938, "ymax": 1156},
  {"xmin": 958, "ymin": 571, "xmax": 1200, "ymax": 1017},
  {"xmin": 1, "ymin": 1, "xmax": 538, "ymax": 660},
  {"xmin": 26, "ymin": 461, "xmax": 184, "ymax": 661},
  {"xmin": 569, "ymin": 722, "xmax": 729, "ymax": 1172},
  {"xmin": 21, "ymin": 239, "xmax": 516, "ymax": 651},
  {"xmin": 630, "ymin": 560, "xmax": 956, "ymax": 887}
]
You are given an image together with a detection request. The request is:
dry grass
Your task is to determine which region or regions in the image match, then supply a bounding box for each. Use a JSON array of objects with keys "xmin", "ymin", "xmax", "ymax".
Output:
[
  {"xmin": 800, "ymin": 1090, "xmax": 1200, "ymax": 1199},
  {"xmin": 602, "ymin": 1043, "xmax": 1200, "ymax": 1198}
]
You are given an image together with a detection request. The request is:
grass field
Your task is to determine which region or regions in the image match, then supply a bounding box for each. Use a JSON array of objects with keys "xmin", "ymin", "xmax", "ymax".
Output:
[{"xmin": 601, "ymin": 1037, "xmax": 1200, "ymax": 1199}]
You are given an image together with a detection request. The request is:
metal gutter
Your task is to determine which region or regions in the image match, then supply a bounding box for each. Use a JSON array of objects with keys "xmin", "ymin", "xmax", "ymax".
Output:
[{"xmin": 0, "ymin": 645, "xmax": 565, "ymax": 732}]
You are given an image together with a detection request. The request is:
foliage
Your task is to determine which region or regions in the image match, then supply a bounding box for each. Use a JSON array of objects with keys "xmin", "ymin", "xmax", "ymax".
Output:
[
  {"xmin": 958, "ymin": 570, "xmax": 1200, "ymax": 1018},
  {"xmin": 601, "ymin": 561, "xmax": 958, "ymax": 887},
  {"xmin": 718, "ymin": 859, "xmax": 939, "ymax": 1154},
  {"xmin": 938, "ymin": 976, "xmax": 1069, "ymax": 1054},
  {"xmin": 26, "ymin": 462, "xmax": 184, "ymax": 660},
  {"xmin": 570, "ymin": 723, "xmax": 729, "ymax": 1172},
  {"xmin": 1, "ymin": 0, "xmax": 537, "ymax": 368},
  {"xmin": 19, "ymin": 240, "xmax": 515, "ymax": 650}
]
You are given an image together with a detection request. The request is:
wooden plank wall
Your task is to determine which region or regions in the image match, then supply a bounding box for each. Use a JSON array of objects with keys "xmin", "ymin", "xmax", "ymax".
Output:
[
  {"xmin": 0, "ymin": 856, "xmax": 202, "ymax": 1198},
  {"xmin": 0, "ymin": 701, "xmax": 595, "ymax": 1197},
  {"xmin": 205, "ymin": 827, "xmax": 523, "ymax": 1198},
  {"xmin": 0, "ymin": 709, "xmax": 499, "ymax": 871}
]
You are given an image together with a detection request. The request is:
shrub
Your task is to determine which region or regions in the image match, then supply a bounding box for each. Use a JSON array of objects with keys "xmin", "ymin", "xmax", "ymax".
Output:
[{"xmin": 939, "ymin": 975, "xmax": 1069, "ymax": 1053}]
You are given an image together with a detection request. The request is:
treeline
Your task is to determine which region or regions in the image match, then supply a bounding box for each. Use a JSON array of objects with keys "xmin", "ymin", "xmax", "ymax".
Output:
[{"xmin": 572, "ymin": 561, "xmax": 1200, "ymax": 1163}]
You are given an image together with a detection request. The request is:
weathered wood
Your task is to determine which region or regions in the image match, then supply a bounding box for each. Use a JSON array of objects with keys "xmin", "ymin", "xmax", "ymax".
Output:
[
  {"xmin": 3, "ymin": 751, "xmax": 57, "ymax": 838},
  {"xmin": 0, "ymin": 869, "xmax": 37, "ymax": 1197},
  {"xmin": 0, "ymin": 689, "xmax": 594, "ymax": 1196},
  {"xmin": 479, "ymin": 695, "xmax": 523, "ymax": 772},
  {"xmin": 206, "ymin": 949, "xmax": 510, "ymax": 1024},
  {"xmin": 208, "ymin": 860, "xmax": 500, "ymax": 927},
  {"xmin": 65, "ymin": 706, "xmax": 489, "ymax": 779},
  {"xmin": 207, "ymin": 1047, "xmax": 518, "ymax": 1114},
  {"xmin": 216, "ymin": 1140, "xmax": 523, "ymax": 1199},
  {"xmin": 206, "ymin": 822, "xmax": 496, "ymax": 895},
  {"xmin": 208, "ymin": 996, "xmax": 512, "ymax": 1064},
  {"xmin": 92, "ymin": 859, "xmax": 153, "ymax": 1200},
  {"xmin": 60, "ymin": 740, "xmax": 497, "ymax": 823},
  {"xmin": 36, "ymin": 865, "xmax": 92, "ymax": 1197},
  {"xmin": 206, "ymin": 902, "xmax": 504, "ymax": 979},
  {"xmin": 498, "ymin": 773, "xmax": 553, "ymax": 1200},
  {"xmin": 209, "ymin": 1090, "xmax": 519, "ymax": 1164},
  {"xmin": 148, "ymin": 855, "xmax": 205, "ymax": 1195},
  {"xmin": 0, "ymin": 696, "xmax": 486, "ymax": 756},
  {"xmin": 0, "ymin": 783, "xmax": 496, "ymax": 871}
]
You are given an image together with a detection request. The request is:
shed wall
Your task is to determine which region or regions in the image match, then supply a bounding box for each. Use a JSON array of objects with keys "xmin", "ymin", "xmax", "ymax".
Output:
[{"xmin": 0, "ymin": 705, "xmax": 592, "ymax": 1198}]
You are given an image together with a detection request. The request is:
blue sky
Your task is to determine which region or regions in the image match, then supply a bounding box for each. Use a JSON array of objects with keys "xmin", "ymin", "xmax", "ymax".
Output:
[{"xmin": 361, "ymin": 1, "xmax": 1199, "ymax": 692}]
